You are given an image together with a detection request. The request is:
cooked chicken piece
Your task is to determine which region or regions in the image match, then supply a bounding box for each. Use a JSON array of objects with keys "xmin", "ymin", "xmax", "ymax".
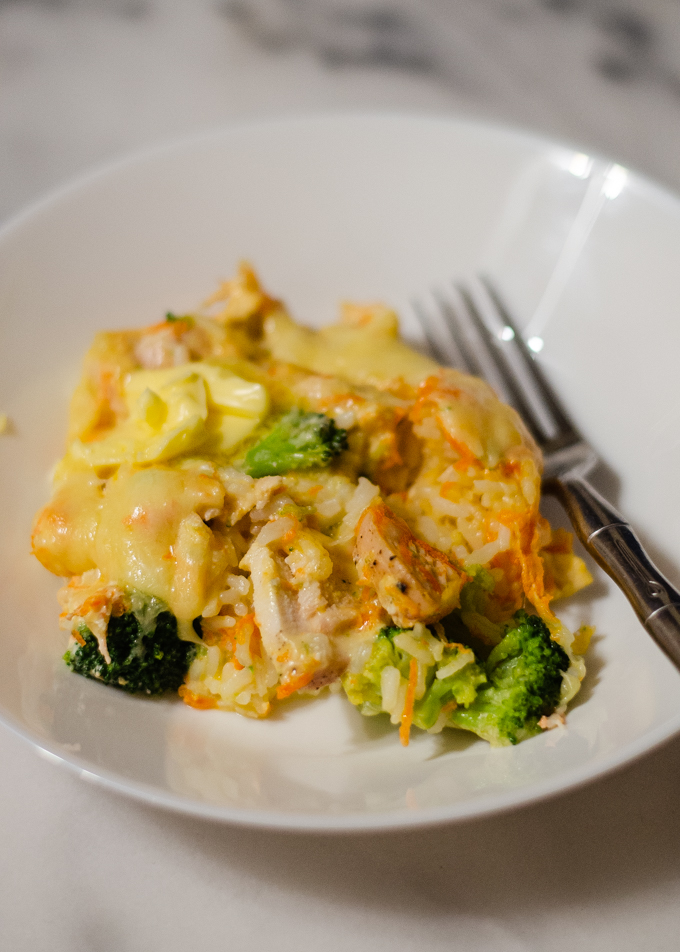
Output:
[
  {"xmin": 240, "ymin": 517, "xmax": 351, "ymax": 695},
  {"xmin": 217, "ymin": 468, "xmax": 284, "ymax": 526},
  {"xmin": 354, "ymin": 501, "xmax": 466, "ymax": 627}
]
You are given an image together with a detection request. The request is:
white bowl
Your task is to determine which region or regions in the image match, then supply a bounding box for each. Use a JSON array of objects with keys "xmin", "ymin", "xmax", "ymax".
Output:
[{"xmin": 2, "ymin": 114, "xmax": 680, "ymax": 831}]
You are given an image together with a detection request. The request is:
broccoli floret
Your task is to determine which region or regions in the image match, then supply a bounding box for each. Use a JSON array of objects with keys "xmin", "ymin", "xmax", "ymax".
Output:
[
  {"xmin": 64, "ymin": 605, "xmax": 196, "ymax": 696},
  {"xmin": 449, "ymin": 610, "xmax": 569, "ymax": 745},
  {"xmin": 243, "ymin": 409, "xmax": 348, "ymax": 477},
  {"xmin": 343, "ymin": 614, "xmax": 570, "ymax": 745}
]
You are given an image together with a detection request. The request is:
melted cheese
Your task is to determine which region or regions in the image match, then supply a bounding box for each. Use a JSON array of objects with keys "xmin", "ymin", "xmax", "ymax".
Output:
[
  {"xmin": 264, "ymin": 307, "xmax": 438, "ymax": 388},
  {"xmin": 93, "ymin": 466, "xmax": 229, "ymax": 620},
  {"xmin": 31, "ymin": 467, "xmax": 104, "ymax": 576},
  {"xmin": 71, "ymin": 363, "xmax": 268, "ymax": 468},
  {"xmin": 32, "ymin": 273, "xmax": 559, "ymax": 636}
]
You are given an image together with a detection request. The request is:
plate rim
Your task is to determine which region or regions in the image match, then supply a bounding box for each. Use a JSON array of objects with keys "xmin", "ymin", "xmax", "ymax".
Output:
[
  {"xmin": 3, "ymin": 700, "xmax": 680, "ymax": 832},
  {"xmin": 2, "ymin": 108, "xmax": 678, "ymax": 252}
]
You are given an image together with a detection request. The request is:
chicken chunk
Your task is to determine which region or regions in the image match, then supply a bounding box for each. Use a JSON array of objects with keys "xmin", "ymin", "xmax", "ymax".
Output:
[
  {"xmin": 354, "ymin": 501, "xmax": 466, "ymax": 627},
  {"xmin": 240, "ymin": 516, "xmax": 349, "ymax": 695}
]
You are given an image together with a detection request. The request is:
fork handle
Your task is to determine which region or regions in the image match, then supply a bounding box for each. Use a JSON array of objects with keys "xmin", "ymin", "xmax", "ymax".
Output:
[{"xmin": 547, "ymin": 474, "xmax": 680, "ymax": 670}]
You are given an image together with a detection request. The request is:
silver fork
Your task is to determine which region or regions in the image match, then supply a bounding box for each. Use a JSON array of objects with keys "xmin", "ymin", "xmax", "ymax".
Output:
[{"xmin": 413, "ymin": 275, "xmax": 680, "ymax": 670}]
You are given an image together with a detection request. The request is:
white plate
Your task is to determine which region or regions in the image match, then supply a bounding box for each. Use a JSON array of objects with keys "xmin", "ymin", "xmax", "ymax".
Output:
[{"xmin": 2, "ymin": 114, "xmax": 680, "ymax": 831}]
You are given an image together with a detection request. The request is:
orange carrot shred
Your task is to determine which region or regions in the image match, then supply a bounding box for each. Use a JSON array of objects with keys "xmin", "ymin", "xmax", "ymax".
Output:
[
  {"xmin": 276, "ymin": 670, "xmax": 314, "ymax": 700},
  {"xmin": 400, "ymin": 658, "xmax": 418, "ymax": 747},
  {"xmin": 178, "ymin": 686, "xmax": 217, "ymax": 710}
]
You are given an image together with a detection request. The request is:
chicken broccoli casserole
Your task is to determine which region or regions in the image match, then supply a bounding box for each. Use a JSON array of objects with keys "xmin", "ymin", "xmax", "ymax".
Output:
[{"xmin": 32, "ymin": 265, "xmax": 593, "ymax": 747}]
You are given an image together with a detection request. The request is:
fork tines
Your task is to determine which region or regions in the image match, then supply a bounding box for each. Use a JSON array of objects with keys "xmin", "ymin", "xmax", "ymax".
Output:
[{"xmin": 412, "ymin": 276, "xmax": 580, "ymax": 455}]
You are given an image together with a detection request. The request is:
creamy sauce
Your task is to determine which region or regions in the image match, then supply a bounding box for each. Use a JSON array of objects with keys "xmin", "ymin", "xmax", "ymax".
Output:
[{"xmin": 264, "ymin": 308, "xmax": 438, "ymax": 388}]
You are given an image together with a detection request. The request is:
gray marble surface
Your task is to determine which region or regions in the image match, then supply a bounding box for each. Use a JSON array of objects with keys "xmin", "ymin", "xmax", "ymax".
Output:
[
  {"xmin": 3, "ymin": 2, "xmax": 680, "ymax": 950},
  {"xmin": 3, "ymin": 0, "xmax": 680, "ymax": 225}
]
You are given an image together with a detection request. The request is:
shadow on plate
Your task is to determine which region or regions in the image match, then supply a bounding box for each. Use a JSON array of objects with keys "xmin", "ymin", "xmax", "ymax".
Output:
[{"xmin": 119, "ymin": 725, "xmax": 680, "ymax": 926}]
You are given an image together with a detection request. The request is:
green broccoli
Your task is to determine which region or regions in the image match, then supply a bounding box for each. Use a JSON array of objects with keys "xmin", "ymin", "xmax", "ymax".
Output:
[
  {"xmin": 341, "ymin": 626, "xmax": 487, "ymax": 728},
  {"xmin": 413, "ymin": 649, "xmax": 486, "ymax": 730},
  {"xmin": 342, "ymin": 629, "xmax": 400, "ymax": 715},
  {"xmin": 343, "ymin": 613, "xmax": 569, "ymax": 745},
  {"xmin": 64, "ymin": 600, "xmax": 196, "ymax": 696},
  {"xmin": 449, "ymin": 610, "xmax": 569, "ymax": 745},
  {"xmin": 243, "ymin": 409, "xmax": 348, "ymax": 477}
]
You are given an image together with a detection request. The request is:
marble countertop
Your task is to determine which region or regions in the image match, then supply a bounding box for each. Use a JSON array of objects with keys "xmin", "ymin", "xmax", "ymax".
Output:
[
  {"xmin": 3, "ymin": 2, "xmax": 680, "ymax": 949},
  {"xmin": 4, "ymin": 0, "xmax": 680, "ymax": 225}
]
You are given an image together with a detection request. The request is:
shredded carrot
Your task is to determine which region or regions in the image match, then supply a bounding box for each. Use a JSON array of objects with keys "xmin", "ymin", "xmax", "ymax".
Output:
[
  {"xmin": 178, "ymin": 686, "xmax": 217, "ymax": 710},
  {"xmin": 72, "ymin": 629, "xmax": 86, "ymax": 647},
  {"xmin": 230, "ymin": 612, "xmax": 263, "ymax": 662},
  {"xmin": 408, "ymin": 375, "xmax": 441, "ymax": 423},
  {"xmin": 234, "ymin": 613, "xmax": 255, "ymax": 643},
  {"xmin": 77, "ymin": 592, "xmax": 111, "ymax": 614},
  {"xmin": 399, "ymin": 658, "xmax": 418, "ymax": 747},
  {"xmin": 443, "ymin": 436, "xmax": 479, "ymax": 474},
  {"xmin": 276, "ymin": 670, "xmax": 314, "ymax": 700},
  {"xmin": 409, "ymin": 378, "xmax": 481, "ymax": 473},
  {"xmin": 494, "ymin": 509, "xmax": 554, "ymax": 622}
]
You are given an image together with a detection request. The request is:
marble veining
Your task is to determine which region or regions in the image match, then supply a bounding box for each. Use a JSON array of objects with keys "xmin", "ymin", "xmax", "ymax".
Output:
[
  {"xmin": 1, "ymin": 0, "xmax": 680, "ymax": 216},
  {"xmin": 219, "ymin": 0, "xmax": 675, "ymax": 88}
]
